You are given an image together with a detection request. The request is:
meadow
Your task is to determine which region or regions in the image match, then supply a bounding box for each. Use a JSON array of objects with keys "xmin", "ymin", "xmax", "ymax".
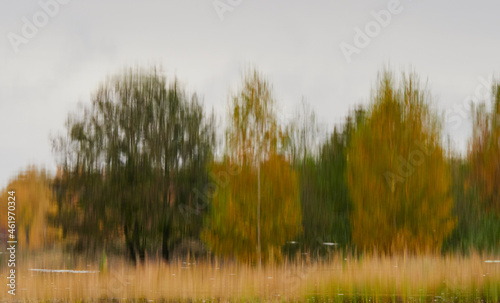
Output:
[{"xmin": 1, "ymin": 251, "xmax": 498, "ymax": 302}]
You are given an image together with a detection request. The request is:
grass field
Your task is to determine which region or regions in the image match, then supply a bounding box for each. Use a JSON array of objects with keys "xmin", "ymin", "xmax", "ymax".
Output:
[{"xmin": 1, "ymin": 251, "xmax": 499, "ymax": 302}]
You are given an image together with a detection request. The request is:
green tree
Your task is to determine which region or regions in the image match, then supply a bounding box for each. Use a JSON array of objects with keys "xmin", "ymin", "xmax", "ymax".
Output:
[
  {"xmin": 52, "ymin": 66, "xmax": 215, "ymax": 263},
  {"xmin": 295, "ymin": 107, "xmax": 365, "ymax": 254},
  {"xmin": 347, "ymin": 70, "xmax": 455, "ymax": 253},
  {"xmin": 443, "ymin": 156, "xmax": 500, "ymax": 253}
]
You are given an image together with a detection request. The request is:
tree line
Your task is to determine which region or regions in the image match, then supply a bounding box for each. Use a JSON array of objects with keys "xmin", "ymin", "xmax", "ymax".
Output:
[{"xmin": 1, "ymin": 66, "xmax": 498, "ymax": 263}]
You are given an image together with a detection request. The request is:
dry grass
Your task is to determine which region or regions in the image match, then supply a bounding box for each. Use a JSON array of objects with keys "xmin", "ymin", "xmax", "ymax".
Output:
[{"xmin": 1, "ymin": 251, "xmax": 499, "ymax": 302}]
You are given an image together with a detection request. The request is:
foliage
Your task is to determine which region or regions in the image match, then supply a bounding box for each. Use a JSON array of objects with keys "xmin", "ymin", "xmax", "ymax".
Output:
[
  {"xmin": 0, "ymin": 166, "xmax": 60, "ymax": 250},
  {"xmin": 468, "ymin": 84, "xmax": 500, "ymax": 213},
  {"xmin": 202, "ymin": 155, "xmax": 302, "ymax": 263},
  {"xmin": 44, "ymin": 65, "xmax": 500, "ymax": 260},
  {"xmin": 443, "ymin": 157, "xmax": 500, "ymax": 253},
  {"xmin": 347, "ymin": 71, "xmax": 455, "ymax": 253},
  {"xmin": 287, "ymin": 100, "xmax": 320, "ymax": 164},
  {"xmin": 294, "ymin": 106, "xmax": 365, "ymax": 254},
  {"xmin": 225, "ymin": 68, "xmax": 283, "ymax": 164},
  {"xmin": 449, "ymin": 82, "xmax": 500, "ymax": 253},
  {"xmin": 52, "ymin": 66, "xmax": 215, "ymax": 262},
  {"xmin": 202, "ymin": 68, "xmax": 302, "ymax": 263}
]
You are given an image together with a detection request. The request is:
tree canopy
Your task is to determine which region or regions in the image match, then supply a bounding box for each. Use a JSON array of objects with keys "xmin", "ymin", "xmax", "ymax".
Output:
[
  {"xmin": 0, "ymin": 166, "xmax": 60, "ymax": 250},
  {"xmin": 202, "ymin": 69, "xmax": 302, "ymax": 263},
  {"xmin": 52, "ymin": 66, "xmax": 215, "ymax": 262},
  {"xmin": 347, "ymin": 71, "xmax": 455, "ymax": 253}
]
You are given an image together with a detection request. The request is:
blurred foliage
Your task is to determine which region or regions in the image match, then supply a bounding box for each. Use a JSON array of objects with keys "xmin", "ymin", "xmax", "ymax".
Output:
[
  {"xmin": 291, "ymin": 105, "xmax": 365, "ymax": 255},
  {"xmin": 2, "ymin": 65, "xmax": 495, "ymax": 261},
  {"xmin": 202, "ymin": 155, "xmax": 302, "ymax": 263},
  {"xmin": 51, "ymin": 66, "xmax": 215, "ymax": 263},
  {"xmin": 347, "ymin": 71, "xmax": 455, "ymax": 254},
  {"xmin": 468, "ymin": 84, "xmax": 500, "ymax": 214},
  {"xmin": 444, "ymin": 82, "xmax": 500, "ymax": 253},
  {"xmin": 443, "ymin": 157, "xmax": 500, "ymax": 253},
  {"xmin": 224, "ymin": 68, "xmax": 285, "ymax": 164},
  {"xmin": 202, "ymin": 69, "xmax": 302, "ymax": 263},
  {"xmin": 0, "ymin": 166, "xmax": 61, "ymax": 250}
]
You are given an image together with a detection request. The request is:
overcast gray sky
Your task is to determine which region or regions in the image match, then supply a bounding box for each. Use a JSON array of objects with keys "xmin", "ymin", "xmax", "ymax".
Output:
[{"xmin": 1, "ymin": 0, "xmax": 499, "ymax": 188}]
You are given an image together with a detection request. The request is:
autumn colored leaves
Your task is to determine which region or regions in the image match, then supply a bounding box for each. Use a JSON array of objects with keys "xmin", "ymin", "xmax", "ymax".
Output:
[
  {"xmin": 202, "ymin": 70, "xmax": 302, "ymax": 263},
  {"xmin": 7, "ymin": 66, "xmax": 497, "ymax": 263},
  {"xmin": 348, "ymin": 72, "xmax": 455, "ymax": 253}
]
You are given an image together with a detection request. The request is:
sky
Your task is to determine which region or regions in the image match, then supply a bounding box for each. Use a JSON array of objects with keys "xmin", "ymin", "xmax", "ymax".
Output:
[{"xmin": 1, "ymin": 0, "xmax": 499, "ymax": 188}]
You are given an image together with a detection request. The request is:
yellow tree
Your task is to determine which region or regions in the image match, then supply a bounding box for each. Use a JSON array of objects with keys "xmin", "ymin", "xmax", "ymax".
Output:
[
  {"xmin": 0, "ymin": 166, "xmax": 60, "ymax": 250},
  {"xmin": 202, "ymin": 155, "xmax": 301, "ymax": 263},
  {"xmin": 347, "ymin": 71, "xmax": 455, "ymax": 254},
  {"xmin": 202, "ymin": 68, "xmax": 302, "ymax": 264}
]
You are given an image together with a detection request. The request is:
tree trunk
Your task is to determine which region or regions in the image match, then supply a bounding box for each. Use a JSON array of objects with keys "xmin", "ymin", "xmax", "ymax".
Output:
[
  {"xmin": 162, "ymin": 222, "xmax": 171, "ymax": 261},
  {"xmin": 257, "ymin": 164, "xmax": 261, "ymax": 269},
  {"xmin": 124, "ymin": 223, "xmax": 137, "ymax": 264},
  {"xmin": 25, "ymin": 225, "xmax": 30, "ymax": 250}
]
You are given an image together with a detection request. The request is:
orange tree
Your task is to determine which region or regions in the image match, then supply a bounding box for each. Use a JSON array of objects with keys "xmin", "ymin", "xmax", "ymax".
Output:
[
  {"xmin": 0, "ymin": 166, "xmax": 60, "ymax": 250},
  {"xmin": 469, "ymin": 84, "xmax": 500, "ymax": 213}
]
